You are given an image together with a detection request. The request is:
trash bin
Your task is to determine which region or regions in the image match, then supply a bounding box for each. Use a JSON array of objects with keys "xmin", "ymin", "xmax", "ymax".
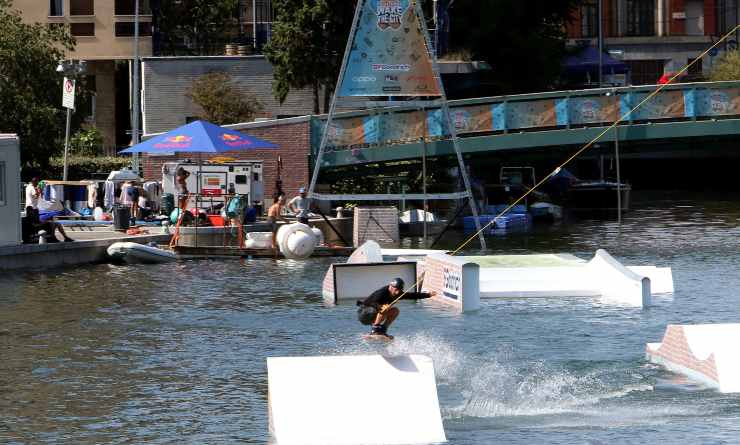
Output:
[
  {"xmin": 160, "ymin": 193, "xmax": 175, "ymax": 216},
  {"xmin": 113, "ymin": 205, "xmax": 131, "ymax": 231}
]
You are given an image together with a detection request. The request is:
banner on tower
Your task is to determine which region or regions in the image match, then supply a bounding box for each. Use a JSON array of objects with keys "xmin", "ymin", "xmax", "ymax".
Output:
[{"xmin": 338, "ymin": 0, "xmax": 441, "ymax": 98}]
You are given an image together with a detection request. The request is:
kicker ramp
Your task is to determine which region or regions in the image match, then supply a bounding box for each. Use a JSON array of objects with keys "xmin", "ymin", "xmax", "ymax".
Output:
[
  {"xmin": 267, "ymin": 355, "xmax": 446, "ymax": 445},
  {"xmin": 477, "ymin": 249, "xmax": 652, "ymax": 307},
  {"xmin": 646, "ymin": 324, "xmax": 740, "ymax": 393}
]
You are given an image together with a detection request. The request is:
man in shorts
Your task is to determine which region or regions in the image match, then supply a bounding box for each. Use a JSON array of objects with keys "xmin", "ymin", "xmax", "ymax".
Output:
[
  {"xmin": 356, "ymin": 278, "xmax": 436, "ymax": 338},
  {"xmin": 266, "ymin": 194, "xmax": 287, "ymax": 250}
]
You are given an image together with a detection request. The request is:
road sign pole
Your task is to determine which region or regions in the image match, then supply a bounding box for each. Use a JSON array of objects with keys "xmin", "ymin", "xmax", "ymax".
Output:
[
  {"xmin": 63, "ymin": 107, "xmax": 72, "ymax": 181},
  {"xmin": 61, "ymin": 76, "xmax": 76, "ymax": 181}
]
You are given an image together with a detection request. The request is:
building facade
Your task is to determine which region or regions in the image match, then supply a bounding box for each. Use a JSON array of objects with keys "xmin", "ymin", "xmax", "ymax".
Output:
[
  {"xmin": 567, "ymin": 0, "xmax": 740, "ymax": 84},
  {"xmin": 12, "ymin": 0, "xmax": 154, "ymax": 152}
]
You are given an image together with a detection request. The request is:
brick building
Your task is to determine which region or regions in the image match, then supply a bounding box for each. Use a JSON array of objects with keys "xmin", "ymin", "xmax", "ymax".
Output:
[
  {"xmin": 141, "ymin": 116, "xmax": 311, "ymax": 203},
  {"xmin": 141, "ymin": 56, "xmax": 317, "ymax": 135},
  {"xmin": 566, "ymin": 0, "xmax": 740, "ymax": 84}
]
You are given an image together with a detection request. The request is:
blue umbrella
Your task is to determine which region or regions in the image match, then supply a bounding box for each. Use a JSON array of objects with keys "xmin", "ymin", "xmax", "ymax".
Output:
[{"xmin": 119, "ymin": 120, "xmax": 278, "ymax": 154}]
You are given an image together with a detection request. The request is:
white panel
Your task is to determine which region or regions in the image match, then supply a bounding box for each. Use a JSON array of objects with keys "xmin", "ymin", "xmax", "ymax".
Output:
[
  {"xmin": 334, "ymin": 262, "xmax": 417, "ymax": 300},
  {"xmin": 268, "ymin": 354, "xmax": 446, "ymax": 445}
]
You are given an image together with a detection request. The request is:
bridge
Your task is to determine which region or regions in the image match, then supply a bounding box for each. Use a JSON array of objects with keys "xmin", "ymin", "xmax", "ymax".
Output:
[{"xmin": 310, "ymin": 81, "xmax": 740, "ymax": 169}]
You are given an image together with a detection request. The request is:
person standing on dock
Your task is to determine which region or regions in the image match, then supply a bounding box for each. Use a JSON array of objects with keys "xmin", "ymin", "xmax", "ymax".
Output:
[
  {"xmin": 267, "ymin": 194, "xmax": 287, "ymax": 251},
  {"xmin": 356, "ymin": 278, "xmax": 435, "ymax": 338},
  {"xmin": 25, "ymin": 177, "xmax": 40, "ymax": 209},
  {"xmin": 175, "ymin": 167, "xmax": 190, "ymax": 211},
  {"xmin": 288, "ymin": 187, "xmax": 310, "ymax": 224}
]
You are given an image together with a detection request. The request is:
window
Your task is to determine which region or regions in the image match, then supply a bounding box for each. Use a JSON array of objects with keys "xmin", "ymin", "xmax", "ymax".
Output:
[
  {"xmin": 626, "ymin": 0, "xmax": 655, "ymax": 36},
  {"xmin": 114, "ymin": 0, "xmax": 151, "ymax": 15},
  {"xmin": 115, "ymin": 22, "xmax": 153, "ymax": 37},
  {"xmin": 625, "ymin": 59, "xmax": 665, "ymax": 85},
  {"xmin": 49, "ymin": 0, "xmax": 63, "ymax": 16},
  {"xmin": 70, "ymin": 22, "xmax": 95, "ymax": 36},
  {"xmin": 70, "ymin": 0, "xmax": 94, "ymax": 15},
  {"xmin": 0, "ymin": 162, "xmax": 5, "ymax": 206},
  {"xmin": 580, "ymin": 0, "xmax": 598, "ymax": 38}
]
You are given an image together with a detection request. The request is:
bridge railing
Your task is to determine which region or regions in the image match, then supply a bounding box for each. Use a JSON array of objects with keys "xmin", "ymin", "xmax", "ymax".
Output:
[{"xmin": 311, "ymin": 81, "xmax": 740, "ymax": 156}]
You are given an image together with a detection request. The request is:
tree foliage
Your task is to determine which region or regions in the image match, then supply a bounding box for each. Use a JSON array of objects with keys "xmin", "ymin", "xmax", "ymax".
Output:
[
  {"xmin": 70, "ymin": 127, "xmax": 104, "ymax": 157},
  {"xmin": 447, "ymin": 0, "xmax": 581, "ymax": 94},
  {"xmin": 186, "ymin": 72, "xmax": 263, "ymax": 125},
  {"xmin": 264, "ymin": 0, "xmax": 356, "ymax": 113},
  {"xmin": 47, "ymin": 155, "xmax": 131, "ymax": 180},
  {"xmin": 154, "ymin": 0, "xmax": 240, "ymax": 55},
  {"xmin": 709, "ymin": 50, "xmax": 740, "ymax": 82},
  {"xmin": 0, "ymin": 0, "xmax": 77, "ymax": 169}
]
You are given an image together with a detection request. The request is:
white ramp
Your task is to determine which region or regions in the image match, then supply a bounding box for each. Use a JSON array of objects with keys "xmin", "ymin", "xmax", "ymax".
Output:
[
  {"xmin": 646, "ymin": 324, "xmax": 740, "ymax": 393},
  {"xmin": 268, "ymin": 355, "xmax": 446, "ymax": 445}
]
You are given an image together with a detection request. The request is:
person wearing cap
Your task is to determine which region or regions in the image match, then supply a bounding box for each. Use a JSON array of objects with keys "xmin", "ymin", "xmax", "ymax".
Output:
[
  {"xmin": 356, "ymin": 277, "xmax": 436, "ymax": 338},
  {"xmin": 288, "ymin": 187, "xmax": 310, "ymax": 224}
]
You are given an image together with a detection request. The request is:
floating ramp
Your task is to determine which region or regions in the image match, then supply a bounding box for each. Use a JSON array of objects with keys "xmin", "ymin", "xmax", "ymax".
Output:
[
  {"xmin": 323, "ymin": 243, "xmax": 672, "ymax": 310},
  {"xmin": 267, "ymin": 354, "xmax": 446, "ymax": 445},
  {"xmin": 646, "ymin": 324, "xmax": 740, "ymax": 393}
]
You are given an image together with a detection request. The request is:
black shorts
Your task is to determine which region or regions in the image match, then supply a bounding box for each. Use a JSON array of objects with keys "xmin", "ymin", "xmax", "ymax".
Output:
[{"xmin": 267, "ymin": 217, "xmax": 277, "ymax": 233}]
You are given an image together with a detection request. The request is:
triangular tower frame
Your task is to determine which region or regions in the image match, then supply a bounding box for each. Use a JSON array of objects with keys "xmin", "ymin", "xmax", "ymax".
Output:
[{"xmin": 307, "ymin": 0, "xmax": 486, "ymax": 249}]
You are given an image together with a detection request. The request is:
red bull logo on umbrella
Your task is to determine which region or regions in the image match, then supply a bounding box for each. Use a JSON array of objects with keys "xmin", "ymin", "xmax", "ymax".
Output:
[
  {"xmin": 373, "ymin": 0, "xmax": 409, "ymax": 30},
  {"xmin": 221, "ymin": 132, "xmax": 253, "ymax": 147},
  {"xmin": 153, "ymin": 135, "xmax": 192, "ymax": 149}
]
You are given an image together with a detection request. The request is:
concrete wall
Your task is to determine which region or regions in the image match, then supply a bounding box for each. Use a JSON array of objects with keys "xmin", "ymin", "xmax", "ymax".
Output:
[
  {"xmin": 0, "ymin": 135, "xmax": 21, "ymax": 247},
  {"xmin": 141, "ymin": 56, "xmax": 317, "ymax": 135},
  {"xmin": 141, "ymin": 117, "xmax": 312, "ymax": 203}
]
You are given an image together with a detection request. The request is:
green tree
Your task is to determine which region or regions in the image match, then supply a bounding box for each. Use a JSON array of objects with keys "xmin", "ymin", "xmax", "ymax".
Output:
[
  {"xmin": 155, "ymin": 0, "xmax": 240, "ymax": 55},
  {"xmin": 186, "ymin": 72, "xmax": 263, "ymax": 125},
  {"xmin": 69, "ymin": 127, "xmax": 104, "ymax": 156},
  {"xmin": 0, "ymin": 0, "xmax": 77, "ymax": 171},
  {"xmin": 709, "ymin": 50, "xmax": 740, "ymax": 81},
  {"xmin": 447, "ymin": 0, "xmax": 582, "ymax": 94},
  {"xmin": 264, "ymin": 0, "xmax": 356, "ymax": 113}
]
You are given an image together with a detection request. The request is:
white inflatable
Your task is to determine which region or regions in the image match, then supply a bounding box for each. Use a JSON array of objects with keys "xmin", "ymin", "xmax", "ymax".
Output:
[
  {"xmin": 107, "ymin": 242, "xmax": 177, "ymax": 264},
  {"xmin": 311, "ymin": 227, "xmax": 324, "ymax": 246},
  {"xmin": 244, "ymin": 231, "xmax": 273, "ymax": 249},
  {"xmin": 276, "ymin": 223, "xmax": 318, "ymax": 259}
]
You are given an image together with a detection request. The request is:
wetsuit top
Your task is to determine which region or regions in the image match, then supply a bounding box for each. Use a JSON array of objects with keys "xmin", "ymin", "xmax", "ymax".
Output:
[{"xmin": 360, "ymin": 285, "xmax": 431, "ymax": 309}]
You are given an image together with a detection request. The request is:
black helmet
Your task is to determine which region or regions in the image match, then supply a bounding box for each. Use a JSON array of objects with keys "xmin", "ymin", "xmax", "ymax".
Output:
[{"xmin": 389, "ymin": 277, "xmax": 405, "ymax": 290}]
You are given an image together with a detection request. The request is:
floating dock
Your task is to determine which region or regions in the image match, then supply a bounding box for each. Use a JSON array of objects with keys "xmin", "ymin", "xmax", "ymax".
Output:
[
  {"xmin": 646, "ymin": 324, "xmax": 740, "ymax": 393},
  {"xmin": 174, "ymin": 245, "xmax": 354, "ymax": 258},
  {"xmin": 267, "ymin": 354, "xmax": 446, "ymax": 445}
]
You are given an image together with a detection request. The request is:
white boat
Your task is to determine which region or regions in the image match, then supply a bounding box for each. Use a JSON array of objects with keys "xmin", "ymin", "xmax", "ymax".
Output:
[{"xmin": 107, "ymin": 242, "xmax": 177, "ymax": 264}]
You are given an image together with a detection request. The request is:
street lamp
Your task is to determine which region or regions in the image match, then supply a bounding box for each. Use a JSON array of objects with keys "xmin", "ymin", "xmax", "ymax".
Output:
[{"xmin": 57, "ymin": 60, "xmax": 87, "ymax": 181}]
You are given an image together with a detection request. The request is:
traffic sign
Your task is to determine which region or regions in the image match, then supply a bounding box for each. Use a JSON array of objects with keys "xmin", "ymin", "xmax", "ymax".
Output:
[{"xmin": 62, "ymin": 77, "xmax": 75, "ymax": 109}]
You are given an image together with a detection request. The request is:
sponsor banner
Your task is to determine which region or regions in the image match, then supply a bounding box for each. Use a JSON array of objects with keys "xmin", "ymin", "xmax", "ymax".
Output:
[
  {"xmin": 625, "ymin": 90, "xmax": 685, "ymax": 120},
  {"xmin": 442, "ymin": 265, "xmax": 462, "ymax": 301},
  {"xmin": 338, "ymin": 0, "xmax": 441, "ymax": 97},
  {"xmin": 568, "ymin": 97, "xmax": 619, "ymax": 125},
  {"xmin": 506, "ymin": 99, "xmax": 557, "ymax": 129},
  {"xmin": 694, "ymin": 88, "xmax": 740, "ymax": 116}
]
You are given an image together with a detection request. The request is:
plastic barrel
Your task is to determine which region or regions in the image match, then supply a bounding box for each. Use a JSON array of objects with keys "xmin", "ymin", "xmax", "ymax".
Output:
[
  {"xmin": 160, "ymin": 193, "xmax": 175, "ymax": 216},
  {"xmin": 113, "ymin": 206, "xmax": 131, "ymax": 231}
]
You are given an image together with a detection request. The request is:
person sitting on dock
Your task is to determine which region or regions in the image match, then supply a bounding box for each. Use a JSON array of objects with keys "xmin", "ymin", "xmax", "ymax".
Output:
[
  {"xmin": 22, "ymin": 206, "xmax": 74, "ymax": 243},
  {"xmin": 288, "ymin": 187, "xmax": 311, "ymax": 224},
  {"xmin": 267, "ymin": 194, "xmax": 287, "ymax": 250},
  {"xmin": 356, "ymin": 278, "xmax": 435, "ymax": 338}
]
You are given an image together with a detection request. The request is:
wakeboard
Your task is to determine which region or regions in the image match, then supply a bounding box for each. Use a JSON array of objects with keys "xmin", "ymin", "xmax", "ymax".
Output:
[{"xmin": 362, "ymin": 333, "xmax": 394, "ymax": 342}]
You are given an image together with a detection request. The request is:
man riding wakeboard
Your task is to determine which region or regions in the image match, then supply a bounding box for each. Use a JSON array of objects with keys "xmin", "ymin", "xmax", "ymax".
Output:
[{"xmin": 356, "ymin": 277, "xmax": 435, "ymax": 339}]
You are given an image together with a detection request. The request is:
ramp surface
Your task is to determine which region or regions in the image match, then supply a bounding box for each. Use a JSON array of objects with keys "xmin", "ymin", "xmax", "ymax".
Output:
[
  {"xmin": 646, "ymin": 324, "xmax": 740, "ymax": 393},
  {"xmin": 268, "ymin": 354, "xmax": 446, "ymax": 445}
]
